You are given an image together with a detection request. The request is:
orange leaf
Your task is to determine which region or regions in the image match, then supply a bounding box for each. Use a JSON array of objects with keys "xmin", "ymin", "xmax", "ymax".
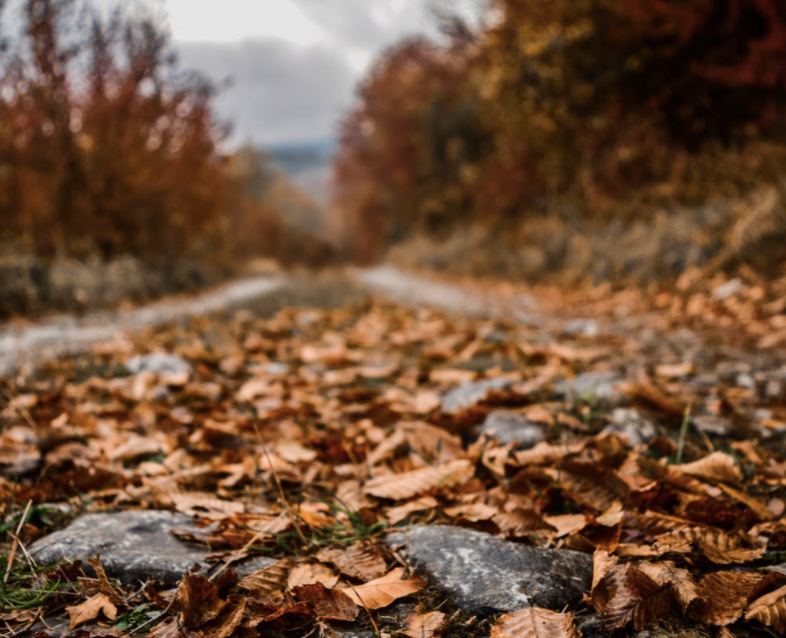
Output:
[
  {"xmin": 676, "ymin": 452, "xmax": 741, "ymax": 484},
  {"xmin": 316, "ymin": 543, "xmax": 388, "ymax": 581},
  {"xmin": 66, "ymin": 593, "xmax": 117, "ymax": 629},
  {"xmin": 287, "ymin": 563, "xmax": 339, "ymax": 589},
  {"xmin": 364, "ymin": 459, "xmax": 474, "ymax": 500},
  {"xmin": 238, "ymin": 557, "xmax": 296, "ymax": 604},
  {"xmin": 402, "ymin": 610, "xmax": 446, "ymax": 638},
  {"xmin": 690, "ymin": 571, "xmax": 767, "ymax": 625},
  {"xmin": 745, "ymin": 583, "xmax": 786, "ymax": 634},
  {"xmin": 340, "ymin": 567, "xmax": 425, "ymax": 610},
  {"xmin": 490, "ymin": 607, "xmax": 580, "ymax": 638}
]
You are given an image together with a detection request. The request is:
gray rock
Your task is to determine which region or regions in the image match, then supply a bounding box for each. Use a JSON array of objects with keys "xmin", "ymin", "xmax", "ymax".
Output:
[
  {"xmin": 562, "ymin": 319, "xmax": 600, "ymax": 338},
  {"xmin": 559, "ymin": 371, "xmax": 625, "ymax": 404},
  {"xmin": 713, "ymin": 278, "xmax": 744, "ymax": 301},
  {"xmin": 477, "ymin": 411, "xmax": 548, "ymax": 448},
  {"xmin": 387, "ymin": 525, "xmax": 592, "ymax": 615},
  {"xmin": 126, "ymin": 352, "xmax": 192, "ymax": 376},
  {"xmin": 692, "ymin": 414, "xmax": 733, "ymax": 436},
  {"xmin": 441, "ymin": 377, "xmax": 513, "ymax": 413},
  {"xmin": 29, "ymin": 510, "xmax": 274, "ymax": 585},
  {"xmin": 603, "ymin": 408, "xmax": 656, "ymax": 447}
]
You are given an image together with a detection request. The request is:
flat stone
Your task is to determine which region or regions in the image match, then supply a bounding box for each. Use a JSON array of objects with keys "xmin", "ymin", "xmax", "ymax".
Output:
[
  {"xmin": 603, "ymin": 408, "xmax": 656, "ymax": 447},
  {"xmin": 562, "ymin": 319, "xmax": 600, "ymax": 338},
  {"xmin": 441, "ymin": 377, "xmax": 513, "ymax": 413},
  {"xmin": 476, "ymin": 411, "xmax": 548, "ymax": 448},
  {"xmin": 558, "ymin": 371, "xmax": 625, "ymax": 404},
  {"xmin": 692, "ymin": 414, "xmax": 733, "ymax": 436},
  {"xmin": 387, "ymin": 525, "xmax": 592, "ymax": 615},
  {"xmin": 29, "ymin": 510, "xmax": 274, "ymax": 585},
  {"xmin": 126, "ymin": 352, "xmax": 192, "ymax": 375}
]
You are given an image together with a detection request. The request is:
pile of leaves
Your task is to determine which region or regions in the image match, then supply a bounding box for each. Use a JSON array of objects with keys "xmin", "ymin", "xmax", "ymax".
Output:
[{"xmin": 1, "ymin": 295, "xmax": 786, "ymax": 636}]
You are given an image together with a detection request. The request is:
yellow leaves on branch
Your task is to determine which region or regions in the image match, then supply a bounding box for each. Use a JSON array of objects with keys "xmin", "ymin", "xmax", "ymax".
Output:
[
  {"xmin": 363, "ymin": 459, "xmax": 474, "ymax": 500},
  {"xmin": 339, "ymin": 568, "xmax": 426, "ymax": 610},
  {"xmin": 490, "ymin": 607, "xmax": 580, "ymax": 638}
]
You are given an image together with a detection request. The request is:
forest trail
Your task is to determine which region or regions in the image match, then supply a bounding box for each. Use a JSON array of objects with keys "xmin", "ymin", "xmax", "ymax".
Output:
[{"xmin": 3, "ymin": 266, "xmax": 786, "ymax": 638}]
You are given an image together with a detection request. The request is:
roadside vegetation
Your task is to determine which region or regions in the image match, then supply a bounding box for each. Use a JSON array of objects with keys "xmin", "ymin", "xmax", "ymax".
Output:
[
  {"xmin": 0, "ymin": 0, "xmax": 333, "ymax": 318},
  {"xmin": 333, "ymin": 0, "xmax": 786, "ymax": 284}
]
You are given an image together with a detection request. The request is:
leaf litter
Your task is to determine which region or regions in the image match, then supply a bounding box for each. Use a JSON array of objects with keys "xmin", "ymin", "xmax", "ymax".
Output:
[{"xmin": 0, "ymin": 292, "xmax": 785, "ymax": 637}]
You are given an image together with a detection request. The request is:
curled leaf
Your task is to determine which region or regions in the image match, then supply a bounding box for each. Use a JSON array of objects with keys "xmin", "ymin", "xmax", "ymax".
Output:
[
  {"xmin": 490, "ymin": 607, "xmax": 580, "ymax": 638},
  {"xmin": 339, "ymin": 567, "xmax": 425, "ymax": 610},
  {"xmin": 364, "ymin": 459, "xmax": 474, "ymax": 500},
  {"xmin": 745, "ymin": 583, "xmax": 786, "ymax": 634}
]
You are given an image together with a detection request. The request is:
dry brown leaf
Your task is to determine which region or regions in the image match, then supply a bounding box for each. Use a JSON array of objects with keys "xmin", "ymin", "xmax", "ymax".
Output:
[
  {"xmin": 316, "ymin": 543, "xmax": 388, "ymax": 581},
  {"xmin": 293, "ymin": 584, "xmax": 359, "ymax": 622},
  {"xmin": 400, "ymin": 421, "xmax": 464, "ymax": 463},
  {"xmin": 717, "ymin": 483, "xmax": 775, "ymax": 521},
  {"xmin": 287, "ymin": 563, "xmax": 340, "ymax": 589},
  {"xmin": 170, "ymin": 492, "xmax": 245, "ymax": 519},
  {"xmin": 339, "ymin": 567, "xmax": 425, "ymax": 610},
  {"xmin": 655, "ymin": 362, "xmax": 695, "ymax": 378},
  {"xmin": 654, "ymin": 526, "xmax": 767, "ymax": 564},
  {"xmin": 490, "ymin": 607, "xmax": 580, "ymax": 638},
  {"xmin": 677, "ymin": 452, "xmax": 741, "ymax": 484},
  {"xmin": 402, "ymin": 610, "xmax": 446, "ymax": 638},
  {"xmin": 494, "ymin": 507, "xmax": 554, "ymax": 539},
  {"xmin": 364, "ymin": 459, "xmax": 474, "ymax": 500},
  {"xmin": 543, "ymin": 514, "xmax": 588, "ymax": 538},
  {"xmin": 690, "ymin": 571, "xmax": 767, "ymax": 625},
  {"xmin": 178, "ymin": 574, "xmax": 226, "ymax": 628},
  {"xmin": 385, "ymin": 496, "xmax": 439, "ymax": 525},
  {"xmin": 592, "ymin": 550, "xmax": 619, "ymax": 595},
  {"xmin": 595, "ymin": 563, "xmax": 672, "ymax": 631},
  {"xmin": 514, "ymin": 441, "xmax": 584, "ymax": 466},
  {"xmin": 745, "ymin": 583, "xmax": 786, "ymax": 634},
  {"xmin": 87, "ymin": 555, "xmax": 123, "ymax": 606},
  {"xmin": 238, "ymin": 557, "xmax": 296, "ymax": 603},
  {"xmin": 66, "ymin": 593, "xmax": 118, "ymax": 629},
  {"xmin": 444, "ymin": 502, "xmax": 498, "ymax": 522},
  {"xmin": 638, "ymin": 561, "xmax": 701, "ymax": 612}
]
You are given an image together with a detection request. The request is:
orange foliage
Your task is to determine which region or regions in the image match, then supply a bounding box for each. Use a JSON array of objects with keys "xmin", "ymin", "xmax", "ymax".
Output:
[{"xmin": 333, "ymin": 0, "xmax": 786, "ymax": 263}]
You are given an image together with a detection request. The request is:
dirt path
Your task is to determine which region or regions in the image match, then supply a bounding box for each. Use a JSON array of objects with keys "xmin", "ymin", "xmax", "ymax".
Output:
[
  {"xmin": 0, "ymin": 275, "xmax": 284, "ymax": 376},
  {"xmin": 2, "ymin": 265, "xmax": 782, "ymax": 380}
]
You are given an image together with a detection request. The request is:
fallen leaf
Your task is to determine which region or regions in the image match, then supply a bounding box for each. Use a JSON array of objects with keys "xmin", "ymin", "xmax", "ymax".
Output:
[
  {"xmin": 690, "ymin": 571, "xmax": 767, "ymax": 625},
  {"xmin": 238, "ymin": 557, "xmax": 296, "ymax": 603},
  {"xmin": 490, "ymin": 607, "xmax": 580, "ymax": 638},
  {"xmin": 287, "ymin": 563, "xmax": 340, "ymax": 589},
  {"xmin": 293, "ymin": 584, "xmax": 359, "ymax": 622},
  {"xmin": 340, "ymin": 567, "xmax": 425, "ymax": 610},
  {"xmin": 364, "ymin": 459, "xmax": 474, "ymax": 500},
  {"xmin": 745, "ymin": 583, "xmax": 786, "ymax": 634},
  {"xmin": 403, "ymin": 610, "xmax": 446, "ymax": 638},
  {"xmin": 317, "ymin": 543, "xmax": 388, "ymax": 581},
  {"xmin": 66, "ymin": 593, "xmax": 118, "ymax": 629},
  {"xmin": 677, "ymin": 452, "xmax": 741, "ymax": 484},
  {"xmin": 594, "ymin": 563, "xmax": 671, "ymax": 631}
]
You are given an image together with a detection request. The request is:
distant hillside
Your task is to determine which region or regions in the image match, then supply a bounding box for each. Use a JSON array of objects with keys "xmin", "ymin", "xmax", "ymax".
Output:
[{"xmin": 266, "ymin": 139, "xmax": 335, "ymax": 209}]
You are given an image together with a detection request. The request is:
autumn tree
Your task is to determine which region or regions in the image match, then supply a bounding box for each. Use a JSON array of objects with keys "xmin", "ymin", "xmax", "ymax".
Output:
[
  {"xmin": 333, "ymin": 0, "xmax": 786, "ymax": 262},
  {"xmin": 0, "ymin": 0, "xmax": 231, "ymax": 264}
]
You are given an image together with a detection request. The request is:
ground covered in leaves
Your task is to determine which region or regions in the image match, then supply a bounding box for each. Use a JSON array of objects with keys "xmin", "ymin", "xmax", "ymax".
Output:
[{"xmin": 2, "ymin": 276, "xmax": 786, "ymax": 637}]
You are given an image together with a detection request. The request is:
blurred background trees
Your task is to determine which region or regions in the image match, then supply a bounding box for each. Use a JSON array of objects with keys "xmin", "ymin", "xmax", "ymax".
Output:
[
  {"xmin": 0, "ymin": 0, "xmax": 330, "ymax": 280},
  {"xmin": 333, "ymin": 0, "xmax": 786, "ymax": 273}
]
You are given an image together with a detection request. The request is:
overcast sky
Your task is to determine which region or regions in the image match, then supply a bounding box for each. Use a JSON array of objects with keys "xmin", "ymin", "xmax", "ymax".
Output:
[{"xmin": 64, "ymin": 0, "xmax": 481, "ymax": 147}]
